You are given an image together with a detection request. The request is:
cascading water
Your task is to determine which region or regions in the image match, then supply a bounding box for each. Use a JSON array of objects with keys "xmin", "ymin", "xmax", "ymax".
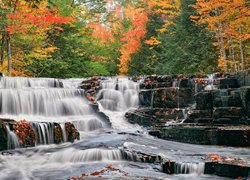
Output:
[
  {"xmin": 0, "ymin": 77, "xmax": 105, "ymax": 146},
  {"xmin": 0, "ymin": 76, "xmax": 247, "ymax": 180},
  {"xmin": 49, "ymin": 148, "xmax": 123, "ymax": 162},
  {"xmin": 6, "ymin": 124, "xmax": 20, "ymax": 149},
  {"xmin": 97, "ymin": 77, "xmax": 141, "ymax": 132},
  {"xmin": 31, "ymin": 122, "xmax": 54, "ymax": 145},
  {"xmin": 174, "ymin": 162, "xmax": 205, "ymax": 175}
]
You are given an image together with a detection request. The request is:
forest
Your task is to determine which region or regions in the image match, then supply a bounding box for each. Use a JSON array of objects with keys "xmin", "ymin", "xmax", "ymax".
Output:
[{"xmin": 0, "ymin": 0, "xmax": 249, "ymax": 78}]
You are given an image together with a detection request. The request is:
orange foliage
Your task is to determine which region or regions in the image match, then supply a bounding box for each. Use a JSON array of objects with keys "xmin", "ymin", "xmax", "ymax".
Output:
[
  {"xmin": 119, "ymin": 10, "xmax": 148, "ymax": 74},
  {"xmin": 6, "ymin": 1, "xmax": 74, "ymax": 34},
  {"xmin": 88, "ymin": 23, "xmax": 114, "ymax": 43}
]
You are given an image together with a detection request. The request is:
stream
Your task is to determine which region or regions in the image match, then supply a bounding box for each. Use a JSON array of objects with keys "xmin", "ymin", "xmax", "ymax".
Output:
[{"xmin": 0, "ymin": 76, "xmax": 249, "ymax": 179}]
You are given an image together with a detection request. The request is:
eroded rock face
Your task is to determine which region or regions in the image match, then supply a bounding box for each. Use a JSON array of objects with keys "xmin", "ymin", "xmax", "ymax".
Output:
[
  {"xmin": 65, "ymin": 122, "xmax": 80, "ymax": 142},
  {"xmin": 0, "ymin": 120, "xmax": 7, "ymax": 150},
  {"xmin": 139, "ymin": 87, "xmax": 194, "ymax": 108},
  {"xmin": 127, "ymin": 71, "xmax": 250, "ymax": 147}
]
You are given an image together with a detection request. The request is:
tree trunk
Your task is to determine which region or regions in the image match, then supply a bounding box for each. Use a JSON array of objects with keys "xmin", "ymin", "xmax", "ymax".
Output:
[
  {"xmin": 228, "ymin": 35, "xmax": 237, "ymax": 72},
  {"xmin": 239, "ymin": 27, "xmax": 245, "ymax": 70},
  {"xmin": 215, "ymin": 9, "xmax": 227, "ymax": 72},
  {"xmin": 0, "ymin": 31, "xmax": 5, "ymax": 68},
  {"xmin": 216, "ymin": 27, "xmax": 227, "ymax": 72},
  {"xmin": 218, "ymin": 29, "xmax": 227, "ymax": 72},
  {"xmin": 6, "ymin": 32, "xmax": 12, "ymax": 75}
]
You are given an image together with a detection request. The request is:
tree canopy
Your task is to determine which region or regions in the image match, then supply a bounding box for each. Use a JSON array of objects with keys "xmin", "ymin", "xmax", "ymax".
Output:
[{"xmin": 0, "ymin": 0, "xmax": 249, "ymax": 77}]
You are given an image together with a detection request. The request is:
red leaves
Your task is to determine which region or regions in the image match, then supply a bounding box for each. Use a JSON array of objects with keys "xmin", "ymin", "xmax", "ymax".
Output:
[
  {"xmin": 69, "ymin": 165, "xmax": 129, "ymax": 179},
  {"xmin": 119, "ymin": 11, "xmax": 148, "ymax": 74},
  {"xmin": 6, "ymin": 2, "xmax": 74, "ymax": 34},
  {"xmin": 14, "ymin": 119, "xmax": 36, "ymax": 146},
  {"xmin": 208, "ymin": 154, "xmax": 221, "ymax": 161}
]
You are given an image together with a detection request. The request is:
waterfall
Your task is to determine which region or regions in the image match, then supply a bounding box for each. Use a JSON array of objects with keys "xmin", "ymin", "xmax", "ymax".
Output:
[
  {"xmin": 6, "ymin": 124, "xmax": 20, "ymax": 149},
  {"xmin": 97, "ymin": 77, "xmax": 141, "ymax": 131},
  {"xmin": 49, "ymin": 148, "xmax": 123, "ymax": 162},
  {"xmin": 31, "ymin": 122, "xmax": 54, "ymax": 145},
  {"xmin": 0, "ymin": 77, "xmax": 106, "ymax": 147},
  {"xmin": 0, "ymin": 88, "xmax": 91, "ymax": 116},
  {"xmin": 174, "ymin": 162, "xmax": 205, "ymax": 175},
  {"xmin": 59, "ymin": 123, "xmax": 67, "ymax": 142},
  {"xmin": 205, "ymin": 74, "xmax": 217, "ymax": 91},
  {"xmin": 73, "ymin": 119, "xmax": 103, "ymax": 131},
  {"xmin": 0, "ymin": 77, "xmax": 63, "ymax": 88},
  {"xmin": 97, "ymin": 77, "xmax": 139, "ymax": 112}
]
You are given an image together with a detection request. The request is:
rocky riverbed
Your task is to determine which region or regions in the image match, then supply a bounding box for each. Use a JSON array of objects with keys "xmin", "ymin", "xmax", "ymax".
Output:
[{"xmin": 0, "ymin": 73, "xmax": 249, "ymax": 179}]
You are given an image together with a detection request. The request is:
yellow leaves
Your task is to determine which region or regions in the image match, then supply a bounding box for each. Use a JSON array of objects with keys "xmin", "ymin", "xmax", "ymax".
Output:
[
  {"xmin": 190, "ymin": 15, "xmax": 199, "ymax": 20},
  {"xmin": 145, "ymin": 36, "xmax": 160, "ymax": 45}
]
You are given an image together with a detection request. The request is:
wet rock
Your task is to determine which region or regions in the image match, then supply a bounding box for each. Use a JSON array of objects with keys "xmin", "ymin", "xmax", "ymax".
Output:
[
  {"xmin": 162, "ymin": 161, "xmax": 175, "ymax": 174},
  {"xmin": 217, "ymin": 127, "xmax": 250, "ymax": 146},
  {"xmin": 53, "ymin": 123, "xmax": 63, "ymax": 144},
  {"xmin": 65, "ymin": 122, "xmax": 80, "ymax": 142},
  {"xmin": 0, "ymin": 120, "xmax": 7, "ymax": 150},
  {"xmin": 140, "ymin": 75, "xmax": 174, "ymax": 89},
  {"xmin": 161, "ymin": 126, "xmax": 218, "ymax": 145},
  {"xmin": 185, "ymin": 110, "xmax": 213, "ymax": 123},
  {"xmin": 126, "ymin": 108, "xmax": 185, "ymax": 127},
  {"xmin": 215, "ymin": 163, "xmax": 250, "ymax": 178},
  {"xmin": 213, "ymin": 107, "xmax": 245, "ymax": 120},
  {"xmin": 148, "ymin": 130, "xmax": 161, "ymax": 138},
  {"xmin": 194, "ymin": 92, "xmax": 213, "ymax": 110},
  {"xmin": 179, "ymin": 78, "xmax": 194, "ymax": 88},
  {"xmin": 125, "ymin": 108, "xmax": 158, "ymax": 127},
  {"xmin": 219, "ymin": 77, "xmax": 240, "ymax": 89},
  {"xmin": 139, "ymin": 87, "xmax": 194, "ymax": 108}
]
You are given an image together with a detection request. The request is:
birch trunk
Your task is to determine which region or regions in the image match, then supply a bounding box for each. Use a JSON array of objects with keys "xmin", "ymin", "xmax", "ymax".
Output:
[
  {"xmin": 239, "ymin": 27, "xmax": 244, "ymax": 70},
  {"xmin": 6, "ymin": 32, "xmax": 12, "ymax": 75}
]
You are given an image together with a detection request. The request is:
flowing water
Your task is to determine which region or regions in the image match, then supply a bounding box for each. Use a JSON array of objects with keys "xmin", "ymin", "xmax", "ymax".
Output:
[{"xmin": 0, "ymin": 76, "xmax": 248, "ymax": 179}]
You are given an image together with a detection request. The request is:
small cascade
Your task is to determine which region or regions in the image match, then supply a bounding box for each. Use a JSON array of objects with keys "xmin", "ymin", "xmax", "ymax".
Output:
[
  {"xmin": 6, "ymin": 124, "xmax": 20, "ymax": 149},
  {"xmin": 0, "ymin": 77, "xmax": 63, "ymax": 88},
  {"xmin": 172, "ymin": 79, "xmax": 179, "ymax": 88},
  {"xmin": 165, "ymin": 108, "xmax": 188, "ymax": 126},
  {"xmin": 205, "ymin": 74, "xmax": 217, "ymax": 91},
  {"xmin": 0, "ymin": 88, "xmax": 90, "ymax": 116},
  {"xmin": 174, "ymin": 162, "xmax": 205, "ymax": 175},
  {"xmin": 59, "ymin": 123, "xmax": 67, "ymax": 142},
  {"xmin": 31, "ymin": 122, "xmax": 54, "ymax": 145},
  {"xmin": 150, "ymin": 91, "xmax": 155, "ymax": 109},
  {"xmin": 49, "ymin": 148, "xmax": 123, "ymax": 162},
  {"xmin": 73, "ymin": 119, "xmax": 103, "ymax": 131},
  {"xmin": 97, "ymin": 77, "xmax": 139, "ymax": 112},
  {"xmin": 97, "ymin": 77, "xmax": 141, "ymax": 131}
]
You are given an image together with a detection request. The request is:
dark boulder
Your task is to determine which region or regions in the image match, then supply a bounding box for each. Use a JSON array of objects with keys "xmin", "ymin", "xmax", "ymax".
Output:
[
  {"xmin": 213, "ymin": 107, "xmax": 245, "ymax": 120},
  {"xmin": 0, "ymin": 120, "xmax": 7, "ymax": 150},
  {"xmin": 194, "ymin": 92, "xmax": 213, "ymax": 110}
]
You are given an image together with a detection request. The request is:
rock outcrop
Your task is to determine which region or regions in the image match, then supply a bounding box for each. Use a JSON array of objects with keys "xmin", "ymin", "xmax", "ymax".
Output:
[{"xmin": 126, "ymin": 70, "xmax": 250, "ymax": 146}]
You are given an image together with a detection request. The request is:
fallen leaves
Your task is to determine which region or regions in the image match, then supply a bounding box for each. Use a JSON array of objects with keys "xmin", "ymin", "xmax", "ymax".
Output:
[{"xmin": 68, "ymin": 165, "xmax": 129, "ymax": 180}]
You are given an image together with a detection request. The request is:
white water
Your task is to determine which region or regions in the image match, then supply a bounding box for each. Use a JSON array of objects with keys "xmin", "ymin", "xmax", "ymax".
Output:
[
  {"xmin": 0, "ymin": 76, "xmax": 63, "ymax": 88},
  {"xmin": 32, "ymin": 122, "xmax": 54, "ymax": 145},
  {"xmin": 97, "ymin": 77, "xmax": 142, "ymax": 132},
  {"xmin": 0, "ymin": 77, "xmax": 104, "ymax": 147},
  {"xmin": 174, "ymin": 162, "xmax": 205, "ymax": 175},
  {"xmin": 49, "ymin": 148, "xmax": 123, "ymax": 162},
  {"xmin": 6, "ymin": 124, "xmax": 20, "ymax": 149},
  {"xmin": 204, "ymin": 74, "xmax": 217, "ymax": 91}
]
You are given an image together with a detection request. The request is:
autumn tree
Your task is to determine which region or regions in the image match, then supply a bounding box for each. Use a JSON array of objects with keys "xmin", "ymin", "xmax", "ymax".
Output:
[{"xmin": 192, "ymin": 0, "xmax": 250, "ymax": 72}]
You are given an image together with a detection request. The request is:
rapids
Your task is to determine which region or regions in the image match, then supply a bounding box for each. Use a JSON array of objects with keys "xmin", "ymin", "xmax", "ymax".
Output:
[{"xmin": 0, "ymin": 76, "xmax": 249, "ymax": 179}]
